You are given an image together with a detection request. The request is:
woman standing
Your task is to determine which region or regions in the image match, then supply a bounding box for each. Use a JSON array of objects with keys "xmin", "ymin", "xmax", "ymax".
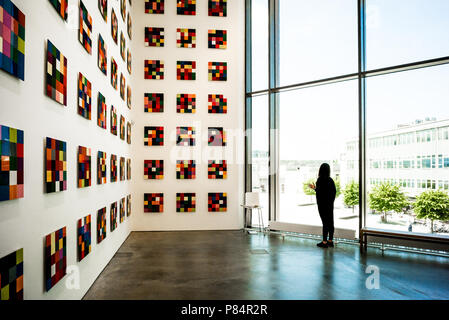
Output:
[{"xmin": 309, "ymin": 163, "xmax": 337, "ymax": 248}]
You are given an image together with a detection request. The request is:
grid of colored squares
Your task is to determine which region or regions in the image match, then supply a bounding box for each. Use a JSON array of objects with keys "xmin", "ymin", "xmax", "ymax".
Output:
[
  {"xmin": 145, "ymin": 0, "xmax": 164, "ymax": 14},
  {"xmin": 177, "ymin": 193, "xmax": 195, "ymax": 212},
  {"xmin": 45, "ymin": 137, "xmax": 67, "ymax": 193},
  {"xmin": 144, "ymin": 126, "xmax": 164, "ymax": 146},
  {"xmin": 208, "ymin": 29, "xmax": 227, "ymax": 49},
  {"xmin": 46, "ymin": 40, "xmax": 67, "ymax": 106},
  {"xmin": 97, "ymin": 207, "xmax": 107, "ymax": 243},
  {"xmin": 177, "ymin": 61, "xmax": 196, "ymax": 80},
  {"xmin": 208, "ymin": 192, "xmax": 227, "ymax": 212},
  {"xmin": 208, "ymin": 0, "xmax": 227, "ymax": 17},
  {"xmin": 98, "ymin": 0, "xmax": 107, "ymax": 21},
  {"xmin": 97, "ymin": 151, "xmax": 107, "ymax": 184},
  {"xmin": 176, "ymin": 127, "xmax": 195, "ymax": 146},
  {"xmin": 177, "ymin": 28, "xmax": 196, "ymax": 48},
  {"xmin": 208, "ymin": 127, "xmax": 226, "ymax": 146},
  {"xmin": 98, "ymin": 35, "xmax": 107, "ymax": 75},
  {"xmin": 49, "ymin": 0, "xmax": 68, "ymax": 21},
  {"xmin": 120, "ymin": 197, "xmax": 125, "ymax": 223},
  {"xmin": 120, "ymin": 157, "xmax": 125, "ymax": 181},
  {"xmin": 77, "ymin": 214, "xmax": 91, "ymax": 261},
  {"xmin": 110, "ymin": 202, "xmax": 117, "ymax": 231},
  {"xmin": 0, "ymin": 125, "xmax": 24, "ymax": 201},
  {"xmin": 44, "ymin": 227, "xmax": 66, "ymax": 291},
  {"xmin": 208, "ymin": 62, "xmax": 227, "ymax": 81},
  {"xmin": 111, "ymin": 57, "xmax": 118, "ymax": 89},
  {"xmin": 78, "ymin": 146, "xmax": 91, "ymax": 188},
  {"xmin": 79, "ymin": 1, "xmax": 92, "ymax": 54},
  {"xmin": 110, "ymin": 154, "xmax": 117, "ymax": 182},
  {"xmin": 144, "ymin": 93, "xmax": 164, "ymax": 112},
  {"xmin": 145, "ymin": 60, "xmax": 164, "ymax": 79},
  {"xmin": 97, "ymin": 93, "xmax": 107, "ymax": 129},
  {"xmin": 111, "ymin": 9, "xmax": 118, "ymax": 43},
  {"xmin": 145, "ymin": 27, "xmax": 164, "ymax": 47},
  {"xmin": 208, "ymin": 94, "xmax": 227, "ymax": 113},
  {"xmin": 111, "ymin": 106, "xmax": 117, "ymax": 135},
  {"xmin": 176, "ymin": 160, "xmax": 195, "ymax": 179},
  {"xmin": 0, "ymin": 0, "xmax": 26, "ymax": 80},
  {"xmin": 144, "ymin": 160, "xmax": 164, "ymax": 180},
  {"xmin": 0, "ymin": 248, "xmax": 23, "ymax": 300},
  {"xmin": 144, "ymin": 193, "xmax": 163, "ymax": 213},
  {"xmin": 208, "ymin": 160, "xmax": 227, "ymax": 179},
  {"xmin": 177, "ymin": 0, "xmax": 195, "ymax": 15},
  {"xmin": 78, "ymin": 73, "xmax": 91, "ymax": 120},
  {"xmin": 177, "ymin": 94, "xmax": 196, "ymax": 113}
]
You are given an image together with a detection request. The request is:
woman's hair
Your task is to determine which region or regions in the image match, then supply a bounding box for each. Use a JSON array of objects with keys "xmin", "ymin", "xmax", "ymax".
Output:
[{"xmin": 318, "ymin": 163, "xmax": 331, "ymax": 178}]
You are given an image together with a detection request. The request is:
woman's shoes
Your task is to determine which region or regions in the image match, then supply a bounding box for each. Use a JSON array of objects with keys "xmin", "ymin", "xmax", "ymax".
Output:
[{"xmin": 317, "ymin": 242, "xmax": 328, "ymax": 248}]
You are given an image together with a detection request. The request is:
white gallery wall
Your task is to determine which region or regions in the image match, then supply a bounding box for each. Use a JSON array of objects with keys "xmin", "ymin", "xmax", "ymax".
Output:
[
  {"xmin": 0, "ymin": 0, "xmax": 244, "ymax": 300},
  {"xmin": 132, "ymin": 0, "xmax": 245, "ymax": 231},
  {"xmin": 0, "ymin": 0, "xmax": 133, "ymax": 299}
]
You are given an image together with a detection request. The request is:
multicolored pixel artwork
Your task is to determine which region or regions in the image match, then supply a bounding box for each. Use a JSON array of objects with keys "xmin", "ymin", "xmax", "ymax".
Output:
[
  {"xmin": 208, "ymin": 61, "xmax": 227, "ymax": 81},
  {"xmin": 45, "ymin": 137, "xmax": 67, "ymax": 193},
  {"xmin": 144, "ymin": 60, "xmax": 164, "ymax": 79},
  {"xmin": 208, "ymin": 29, "xmax": 227, "ymax": 49},
  {"xmin": 46, "ymin": 40, "xmax": 67, "ymax": 106},
  {"xmin": 208, "ymin": 160, "xmax": 227, "ymax": 179},
  {"xmin": 144, "ymin": 193, "xmax": 163, "ymax": 213},
  {"xmin": 208, "ymin": 192, "xmax": 227, "ymax": 212},
  {"xmin": 144, "ymin": 126, "xmax": 164, "ymax": 146},
  {"xmin": 176, "ymin": 160, "xmax": 195, "ymax": 180},
  {"xmin": 78, "ymin": 72, "xmax": 92, "ymax": 120},
  {"xmin": 177, "ymin": 94, "xmax": 196, "ymax": 113},
  {"xmin": 77, "ymin": 214, "xmax": 91, "ymax": 261},
  {"xmin": 208, "ymin": 94, "xmax": 227, "ymax": 113},
  {"xmin": 79, "ymin": 1, "xmax": 92, "ymax": 54},
  {"xmin": 176, "ymin": 193, "xmax": 196, "ymax": 212},
  {"xmin": 177, "ymin": 61, "xmax": 196, "ymax": 80},
  {"xmin": 44, "ymin": 227, "xmax": 66, "ymax": 291},
  {"xmin": 208, "ymin": 0, "xmax": 226, "ymax": 17},
  {"xmin": 176, "ymin": 28, "xmax": 196, "ymax": 48},
  {"xmin": 0, "ymin": 125, "xmax": 24, "ymax": 201},
  {"xmin": 145, "ymin": 0, "xmax": 164, "ymax": 14},
  {"xmin": 145, "ymin": 27, "xmax": 164, "ymax": 47},
  {"xmin": 78, "ymin": 146, "xmax": 91, "ymax": 188},
  {"xmin": 144, "ymin": 93, "xmax": 163, "ymax": 113},
  {"xmin": 176, "ymin": 127, "xmax": 195, "ymax": 146},
  {"xmin": 208, "ymin": 127, "xmax": 226, "ymax": 146},
  {"xmin": 110, "ymin": 201, "xmax": 117, "ymax": 231},
  {"xmin": 110, "ymin": 154, "xmax": 117, "ymax": 182},
  {"xmin": 98, "ymin": 34, "xmax": 107, "ymax": 75},
  {"xmin": 97, "ymin": 92, "xmax": 107, "ymax": 129},
  {"xmin": 0, "ymin": 248, "xmax": 23, "ymax": 300},
  {"xmin": 97, "ymin": 151, "xmax": 107, "ymax": 184},
  {"xmin": 144, "ymin": 160, "xmax": 163, "ymax": 180},
  {"xmin": 49, "ymin": 0, "xmax": 68, "ymax": 21},
  {"xmin": 97, "ymin": 207, "xmax": 107, "ymax": 243},
  {"xmin": 177, "ymin": 0, "xmax": 195, "ymax": 15}
]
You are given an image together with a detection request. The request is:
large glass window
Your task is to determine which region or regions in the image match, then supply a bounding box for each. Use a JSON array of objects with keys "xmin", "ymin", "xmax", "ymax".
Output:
[
  {"xmin": 250, "ymin": 0, "xmax": 269, "ymax": 92},
  {"xmin": 278, "ymin": 81, "xmax": 359, "ymax": 230},
  {"xmin": 279, "ymin": 0, "xmax": 357, "ymax": 86}
]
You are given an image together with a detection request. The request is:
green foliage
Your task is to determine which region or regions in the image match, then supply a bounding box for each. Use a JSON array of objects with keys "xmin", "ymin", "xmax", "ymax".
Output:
[
  {"xmin": 368, "ymin": 182, "xmax": 409, "ymax": 222},
  {"xmin": 344, "ymin": 181, "xmax": 359, "ymax": 209},
  {"xmin": 414, "ymin": 190, "xmax": 449, "ymax": 230},
  {"xmin": 303, "ymin": 178, "xmax": 316, "ymax": 196},
  {"xmin": 335, "ymin": 177, "xmax": 341, "ymax": 198}
]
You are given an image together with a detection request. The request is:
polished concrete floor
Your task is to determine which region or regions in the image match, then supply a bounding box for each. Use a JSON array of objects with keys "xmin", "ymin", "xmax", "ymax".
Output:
[{"xmin": 83, "ymin": 231, "xmax": 449, "ymax": 300}]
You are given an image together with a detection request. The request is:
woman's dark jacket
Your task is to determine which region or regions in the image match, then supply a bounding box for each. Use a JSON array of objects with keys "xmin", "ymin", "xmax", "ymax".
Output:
[{"xmin": 315, "ymin": 177, "xmax": 336, "ymax": 214}]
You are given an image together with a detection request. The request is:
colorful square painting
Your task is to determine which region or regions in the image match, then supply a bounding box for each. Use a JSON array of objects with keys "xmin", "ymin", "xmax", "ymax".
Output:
[
  {"xmin": 119, "ymin": 197, "xmax": 125, "ymax": 222},
  {"xmin": 145, "ymin": 27, "xmax": 164, "ymax": 47},
  {"xmin": 0, "ymin": 125, "xmax": 24, "ymax": 201},
  {"xmin": 120, "ymin": 31, "xmax": 126, "ymax": 61},
  {"xmin": 208, "ymin": 192, "xmax": 227, "ymax": 212},
  {"xmin": 144, "ymin": 193, "xmax": 163, "ymax": 213},
  {"xmin": 176, "ymin": 160, "xmax": 195, "ymax": 180},
  {"xmin": 127, "ymin": 122, "xmax": 131, "ymax": 144},
  {"xmin": 127, "ymin": 49, "xmax": 131, "ymax": 74},
  {"xmin": 110, "ymin": 106, "xmax": 117, "ymax": 135},
  {"xmin": 177, "ymin": 61, "xmax": 196, "ymax": 80},
  {"xmin": 127, "ymin": 86, "xmax": 132, "ymax": 109},
  {"xmin": 177, "ymin": 0, "xmax": 195, "ymax": 15},
  {"xmin": 46, "ymin": 40, "xmax": 67, "ymax": 106},
  {"xmin": 111, "ymin": 57, "xmax": 117, "ymax": 89},
  {"xmin": 97, "ymin": 207, "xmax": 107, "ymax": 243},
  {"xmin": 111, "ymin": 9, "xmax": 118, "ymax": 43},
  {"xmin": 126, "ymin": 158, "xmax": 131, "ymax": 179},
  {"xmin": 49, "ymin": 0, "xmax": 68, "ymax": 21},
  {"xmin": 44, "ymin": 227, "xmax": 66, "ymax": 291},
  {"xmin": 120, "ymin": 73, "xmax": 125, "ymax": 100},
  {"xmin": 144, "ymin": 60, "xmax": 164, "ymax": 79},
  {"xmin": 208, "ymin": 160, "xmax": 227, "ymax": 179},
  {"xmin": 176, "ymin": 127, "xmax": 195, "ymax": 146},
  {"xmin": 110, "ymin": 154, "xmax": 117, "ymax": 182},
  {"xmin": 208, "ymin": 29, "xmax": 227, "ymax": 49},
  {"xmin": 120, "ymin": 157, "xmax": 125, "ymax": 181},
  {"xmin": 127, "ymin": 13, "xmax": 132, "ymax": 39},
  {"xmin": 126, "ymin": 194, "xmax": 131, "ymax": 216},
  {"xmin": 45, "ymin": 137, "xmax": 67, "ymax": 193},
  {"xmin": 97, "ymin": 92, "xmax": 107, "ymax": 129},
  {"xmin": 176, "ymin": 28, "xmax": 195, "ymax": 48},
  {"xmin": 119, "ymin": 115, "xmax": 125, "ymax": 140},
  {"xmin": 144, "ymin": 160, "xmax": 163, "ymax": 180},
  {"xmin": 144, "ymin": 93, "xmax": 163, "ymax": 112},
  {"xmin": 145, "ymin": 0, "xmax": 164, "ymax": 14},
  {"xmin": 144, "ymin": 126, "xmax": 164, "ymax": 146},
  {"xmin": 208, "ymin": 94, "xmax": 227, "ymax": 113},
  {"xmin": 78, "ymin": 73, "xmax": 92, "ymax": 120},
  {"xmin": 208, "ymin": 62, "xmax": 227, "ymax": 81},
  {"xmin": 176, "ymin": 193, "xmax": 195, "ymax": 212},
  {"xmin": 78, "ymin": 146, "xmax": 91, "ymax": 188},
  {"xmin": 0, "ymin": 0, "xmax": 25, "ymax": 80},
  {"xmin": 208, "ymin": 0, "xmax": 226, "ymax": 17},
  {"xmin": 0, "ymin": 248, "xmax": 23, "ymax": 300},
  {"xmin": 97, "ymin": 151, "xmax": 107, "ymax": 184},
  {"xmin": 77, "ymin": 214, "xmax": 91, "ymax": 261},
  {"xmin": 110, "ymin": 202, "xmax": 117, "ymax": 231},
  {"xmin": 98, "ymin": 35, "xmax": 107, "ymax": 75},
  {"xmin": 79, "ymin": 1, "xmax": 92, "ymax": 54},
  {"xmin": 177, "ymin": 94, "xmax": 196, "ymax": 113},
  {"xmin": 208, "ymin": 127, "xmax": 226, "ymax": 146},
  {"xmin": 98, "ymin": 0, "xmax": 107, "ymax": 21},
  {"xmin": 120, "ymin": 0, "xmax": 126, "ymax": 21}
]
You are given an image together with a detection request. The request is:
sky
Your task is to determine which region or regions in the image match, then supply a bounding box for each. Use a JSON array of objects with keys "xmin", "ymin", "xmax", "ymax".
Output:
[{"xmin": 250, "ymin": 0, "xmax": 449, "ymax": 160}]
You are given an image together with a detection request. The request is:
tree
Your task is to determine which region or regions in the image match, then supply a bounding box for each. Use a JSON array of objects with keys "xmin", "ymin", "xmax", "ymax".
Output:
[
  {"xmin": 343, "ymin": 181, "xmax": 359, "ymax": 213},
  {"xmin": 368, "ymin": 182, "xmax": 409, "ymax": 223},
  {"xmin": 413, "ymin": 190, "xmax": 449, "ymax": 233},
  {"xmin": 302, "ymin": 177, "xmax": 341, "ymax": 197}
]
